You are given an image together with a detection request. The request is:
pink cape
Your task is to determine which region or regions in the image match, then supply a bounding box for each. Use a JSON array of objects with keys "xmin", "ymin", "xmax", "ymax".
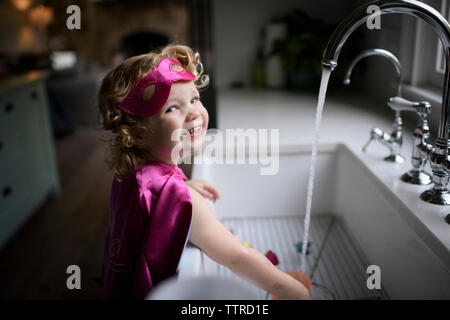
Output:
[{"xmin": 100, "ymin": 161, "xmax": 192, "ymax": 299}]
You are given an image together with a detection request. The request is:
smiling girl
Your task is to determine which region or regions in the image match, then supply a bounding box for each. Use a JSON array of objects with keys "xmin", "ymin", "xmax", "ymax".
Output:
[{"xmin": 98, "ymin": 44, "xmax": 310, "ymax": 300}]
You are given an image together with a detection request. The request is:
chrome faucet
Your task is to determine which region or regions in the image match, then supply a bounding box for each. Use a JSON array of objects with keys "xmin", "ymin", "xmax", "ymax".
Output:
[
  {"xmin": 344, "ymin": 49, "xmax": 405, "ymax": 163},
  {"xmin": 389, "ymin": 97, "xmax": 433, "ymax": 185},
  {"xmin": 321, "ymin": 0, "xmax": 450, "ymax": 205},
  {"xmin": 361, "ymin": 125, "xmax": 404, "ymax": 163},
  {"xmin": 343, "ymin": 48, "xmax": 403, "ymax": 96}
]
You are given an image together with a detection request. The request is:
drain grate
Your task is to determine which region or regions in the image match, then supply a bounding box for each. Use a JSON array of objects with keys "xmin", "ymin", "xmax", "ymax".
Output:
[{"xmin": 200, "ymin": 215, "xmax": 389, "ymax": 300}]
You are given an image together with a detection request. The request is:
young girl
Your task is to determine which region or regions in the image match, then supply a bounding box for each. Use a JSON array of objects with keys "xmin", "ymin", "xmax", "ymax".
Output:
[{"xmin": 98, "ymin": 44, "xmax": 311, "ymax": 300}]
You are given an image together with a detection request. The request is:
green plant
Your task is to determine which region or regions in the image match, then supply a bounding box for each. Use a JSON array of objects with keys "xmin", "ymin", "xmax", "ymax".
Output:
[{"xmin": 271, "ymin": 10, "xmax": 336, "ymax": 80}]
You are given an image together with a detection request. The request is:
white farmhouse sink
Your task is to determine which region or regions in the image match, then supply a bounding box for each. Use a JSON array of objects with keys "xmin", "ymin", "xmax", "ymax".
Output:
[{"xmin": 178, "ymin": 142, "xmax": 450, "ymax": 299}]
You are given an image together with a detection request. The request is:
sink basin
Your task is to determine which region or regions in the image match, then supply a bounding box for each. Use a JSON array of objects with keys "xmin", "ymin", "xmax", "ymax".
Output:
[{"xmin": 178, "ymin": 142, "xmax": 450, "ymax": 299}]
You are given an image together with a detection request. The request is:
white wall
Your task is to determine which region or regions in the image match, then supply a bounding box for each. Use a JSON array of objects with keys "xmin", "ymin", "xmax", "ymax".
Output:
[{"xmin": 212, "ymin": 0, "xmax": 358, "ymax": 89}]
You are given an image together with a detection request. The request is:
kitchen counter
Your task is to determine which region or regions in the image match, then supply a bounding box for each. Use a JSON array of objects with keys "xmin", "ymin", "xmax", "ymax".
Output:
[
  {"xmin": 0, "ymin": 70, "xmax": 49, "ymax": 95},
  {"xmin": 0, "ymin": 70, "xmax": 60, "ymax": 250},
  {"xmin": 213, "ymin": 88, "xmax": 450, "ymax": 269}
]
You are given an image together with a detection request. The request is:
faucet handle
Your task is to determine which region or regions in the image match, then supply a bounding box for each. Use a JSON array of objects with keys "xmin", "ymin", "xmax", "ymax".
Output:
[
  {"xmin": 387, "ymin": 96, "xmax": 419, "ymax": 112},
  {"xmin": 362, "ymin": 128, "xmax": 388, "ymax": 152},
  {"xmin": 362, "ymin": 138, "xmax": 372, "ymax": 153},
  {"xmin": 387, "ymin": 97, "xmax": 431, "ymax": 116}
]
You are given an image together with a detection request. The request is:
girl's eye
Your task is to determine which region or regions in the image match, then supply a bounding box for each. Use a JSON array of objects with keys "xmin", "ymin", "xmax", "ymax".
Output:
[
  {"xmin": 166, "ymin": 106, "xmax": 178, "ymax": 113},
  {"xmin": 191, "ymin": 97, "xmax": 199, "ymax": 104}
]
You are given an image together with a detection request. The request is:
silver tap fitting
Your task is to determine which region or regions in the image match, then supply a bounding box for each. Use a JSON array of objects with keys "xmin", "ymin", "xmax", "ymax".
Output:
[
  {"xmin": 343, "ymin": 48, "xmax": 403, "ymax": 97},
  {"xmin": 420, "ymin": 139, "xmax": 450, "ymax": 205},
  {"xmin": 387, "ymin": 97, "xmax": 433, "ymax": 185},
  {"xmin": 361, "ymin": 96, "xmax": 419, "ymax": 163},
  {"xmin": 344, "ymin": 49, "xmax": 406, "ymax": 163},
  {"xmin": 362, "ymin": 120, "xmax": 405, "ymax": 163},
  {"xmin": 321, "ymin": 0, "xmax": 450, "ymax": 206}
]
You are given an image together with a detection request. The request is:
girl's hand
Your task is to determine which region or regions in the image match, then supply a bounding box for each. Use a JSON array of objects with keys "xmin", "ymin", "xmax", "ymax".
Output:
[{"xmin": 185, "ymin": 179, "xmax": 221, "ymax": 202}]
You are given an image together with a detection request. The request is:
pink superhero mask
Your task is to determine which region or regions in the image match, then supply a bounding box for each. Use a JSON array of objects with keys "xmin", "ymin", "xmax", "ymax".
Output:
[{"xmin": 117, "ymin": 57, "xmax": 196, "ymax": 117}]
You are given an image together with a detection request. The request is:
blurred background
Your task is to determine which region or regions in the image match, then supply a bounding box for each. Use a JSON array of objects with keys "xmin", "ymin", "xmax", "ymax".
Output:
[{"xmin": 0, "ymin": 0, "xmax": 446, "ymax": 299}]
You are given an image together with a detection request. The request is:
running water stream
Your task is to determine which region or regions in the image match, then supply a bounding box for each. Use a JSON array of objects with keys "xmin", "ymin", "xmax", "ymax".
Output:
[{"xmin": 301, "ymin": 68, "xmax": 332, "ymax": 273}]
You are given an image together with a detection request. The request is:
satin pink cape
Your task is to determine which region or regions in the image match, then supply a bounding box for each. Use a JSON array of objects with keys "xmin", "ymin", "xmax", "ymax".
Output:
[{"xmin": 100, "ymin": 161, "xmax": 192, "ymax": 299}]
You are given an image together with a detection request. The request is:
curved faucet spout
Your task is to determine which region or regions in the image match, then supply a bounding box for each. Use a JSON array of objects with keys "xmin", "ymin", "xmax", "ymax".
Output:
[
  {"xmin": 321, "ymin": 0, "xmax": 450, "ymax": 140},
  {"xmin": 343, "ymin": 48, "xmax": 403, "ymax": 97}
]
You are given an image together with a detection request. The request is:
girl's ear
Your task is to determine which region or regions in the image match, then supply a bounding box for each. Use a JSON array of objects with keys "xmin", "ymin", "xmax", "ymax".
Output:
[{"xmin": 142, "ymin": 84, "xmax": 156, "ymax": 101}]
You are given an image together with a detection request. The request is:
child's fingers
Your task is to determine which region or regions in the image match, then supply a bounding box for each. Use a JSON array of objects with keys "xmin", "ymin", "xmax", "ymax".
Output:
[
  {"xmin": 203, "ymin": 188, "xmax": 219, "ymax": 201},
  {"xmin": 198, "ymin": 188, "xmax": 215, "ymax": 201},
  {"xmin": 203, "ymin": 184, "xmax": 221, "ymax": 200}
]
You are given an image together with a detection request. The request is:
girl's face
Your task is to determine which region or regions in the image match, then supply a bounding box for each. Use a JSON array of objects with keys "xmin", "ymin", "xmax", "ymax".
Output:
[{"xmin": 146, "ymin": 80, "xmax": 208, "ymax": 164}]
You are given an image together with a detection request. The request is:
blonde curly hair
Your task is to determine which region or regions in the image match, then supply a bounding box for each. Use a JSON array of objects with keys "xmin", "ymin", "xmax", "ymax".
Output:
[{"xmin": 98, "ymin": 44, "xmax": 209, "ymax": 178}]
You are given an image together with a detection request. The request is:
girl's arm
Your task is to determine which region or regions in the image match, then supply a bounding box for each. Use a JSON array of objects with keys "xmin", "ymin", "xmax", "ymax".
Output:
[
  {"xmin": 186, "ymin": 185, "xmax": 310, "ymax": 300},
  {"xmin": 185, "ymin": 179, "xmax": 220, "ymax": 202}
]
